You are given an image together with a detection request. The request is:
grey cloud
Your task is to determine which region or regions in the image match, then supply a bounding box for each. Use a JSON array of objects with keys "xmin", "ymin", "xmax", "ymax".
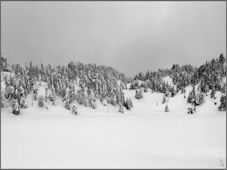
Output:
[{"xmin": 1, "ymin": 1, "xmax": 226, "ymax": 77}]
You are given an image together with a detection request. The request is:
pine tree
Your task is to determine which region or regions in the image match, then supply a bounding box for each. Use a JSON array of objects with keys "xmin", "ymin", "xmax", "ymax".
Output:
[
  {"xmin": 72, "ymin": 104, "xmax": 77, "ymax": 114},
  {"xmin": 135, "ymin": 89, "xmax": 141, "ymax": 99},
  {"xmin": 119, "ymin": 89, "xmax": 124, "ymax": 113},
  {"xmin": 187, "ymin": 106, "xmax": 195, "ymax": 114},
  {"xmin": 187, "ymin": 86, "xmax": 196, "ymax": 105},
  {"xmin": 210, "ymin": 88, "xmax": 215, "ymax": 98},
  {"xmin": 65, "ymin": 98, "xmax": 71, "ymax": 110},
  {"xmin": 198, "ymin": 93, "xmax": 205, "ymax": 105},
  {"xmin": 218, "ymin": 95, "xmax": 226, "ymax": 111},
  {"xmin": 165, "ymin": 105, "xmax": 169, "ymax": 112},
  {"xmin": 123, "ymin": 98, "xmax": 130, "ymax": 110},
  {"xmin": 195, "ymin": 93, "xmax": 204, "ymax": 106},
  {"xmin": 129, "ymin": 98, "xmax": 133, "ymax": 108},
  {"xmin": 119, "ymin": 102, "xmax": 124, "ymax": 113},
  {"xmin": 219, "ymin": 53, "xmax": 225, "ymax": 65},
  {"xmin": 89, "ymin": 88, "xmax": 96, "ymax": 109},
  {"xmin": 12, "ymin": 99, "xmax": 20, "ymax": 115},
  {"xmin": 38, "ymin": 96, "xmax": 45, "ymax": 107},
  {"xmin": 162, "ymin": 96, "xmax": 166, "ymax": 104}
]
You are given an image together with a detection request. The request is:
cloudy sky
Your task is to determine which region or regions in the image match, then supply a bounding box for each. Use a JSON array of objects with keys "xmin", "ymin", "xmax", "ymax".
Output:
[{"xmin": 1, "ymin": 1, "xmax": 226, "ymax": 77}]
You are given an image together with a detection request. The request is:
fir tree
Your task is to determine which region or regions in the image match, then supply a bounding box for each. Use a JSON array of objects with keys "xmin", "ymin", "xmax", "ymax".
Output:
[
  {"xmin": 195, "ymin": 93, "xmax": 204, "ymax": 106},
  {"xmin": 218, "ymin": 95, "xmax": 226, "ymax": 111},
  {"xmin": 38, "ymin": 96, "xmax": 45, "ymax": 107},
  {"xmin": 65, "ymin": 98, "xmax": 71, "ymax": 110},
  {"xmin": 187, "ymin": 86, "xmax": 196, "ymax": 105},
  {"xmin": 129, "ymin": 98, "xmax": 133, "ymax": 108},
  {"xmin": 162, "ymin": 96, "xmax": 167, "ymax": 104},
  {"xmin": 119, "ymin": 102, "xmax": 124, "ymax": 113},
  {"xmin": 210, "ymin": 88, "xmax": 216, "ymax": 98},
  {"xmin": 165, "ymin": 105, "xmax": 169, "ymax": 112},
  {"xmin": 123, "ymin": 98, "xmax": 130, "ymax": 110},
  {"xmin": 135, "ymin": 89, "xmax": 143, "ymax": 99},
  {"xmin": 219, "ymin": 53, "xmax": 225, "ymax": 65},
  {"xmin": 187, "ymin": 106, "xmax": 195, "ymax": 114}
]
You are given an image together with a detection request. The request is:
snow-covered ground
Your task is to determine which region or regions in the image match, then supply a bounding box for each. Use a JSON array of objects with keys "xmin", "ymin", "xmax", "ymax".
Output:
[
  {"xmin": 1, "ymin": 86, "xmax": 226, "ymax": 168},
  {"xmin": 1, "ymin": 75, "xmax": 226, "ymax": 168},
  {"xmin": 1, "ymin": 110, "xmax": 226, "ymax": 168}
]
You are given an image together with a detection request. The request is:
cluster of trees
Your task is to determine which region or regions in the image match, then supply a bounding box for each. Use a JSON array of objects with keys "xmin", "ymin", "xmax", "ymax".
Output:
[
  {"xmin": 1, "ymin": 53, "xmax": 225, "ymax": 113},
  {"xmin": 134, "ymin": 64, "xmax": 195, "ymax": 93},
  {"xmin": 0, "ymin": 53, "xmax": 11, "ymax": 72},
  {"xmin": 194, "ymin": 54, "xmax": 226, "ymax": 93},
  {"xmin": 219, "ymin": 95, "xmax": 226, "ymax": 111},
  {"xmin": 133, "ymin": 54, "xmax": 226, "ymax": 112},
  {"xmin": 133, "ymin": 54, "xmax": 225, "ymax": 93},
  {"xmin": 1, "ymin": 54, "xmax": 133, "ymax": 112},
  {"xmin": 187, "ymin": 86, "xmax": 205, "ymax": 106}
]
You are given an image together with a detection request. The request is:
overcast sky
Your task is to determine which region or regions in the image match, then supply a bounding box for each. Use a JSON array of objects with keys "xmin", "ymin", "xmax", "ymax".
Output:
[{"xmin": 1, "ymin": 1, "xmax": 226, "ymax": 77}]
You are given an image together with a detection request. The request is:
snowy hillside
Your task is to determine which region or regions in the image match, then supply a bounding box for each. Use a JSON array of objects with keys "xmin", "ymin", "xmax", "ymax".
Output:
[{"xmin": 1, "ymin": 77, "xmax": 224, "ymax": 116}]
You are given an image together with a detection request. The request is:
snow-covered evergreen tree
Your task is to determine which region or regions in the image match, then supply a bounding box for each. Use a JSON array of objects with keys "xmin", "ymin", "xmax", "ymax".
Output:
[
  {"xmin": 119, "ymin": 102, "xmax": 124, "ymax": 113},
  {"xmin": 12, "ymin": 99, "xmax": 20, "ymax": 115},
  {"xmin": 218, "ymin": 95, "xmax": 226, "ymax": 111},
  {"xmin": 187, "ymin": 106, "xmax": 196, "ymax": 114},
  {"xmin": 135, "ymin": 88, "xmax": 143, "ymax": 99},
  {"xmin": 165, "ymin": 105, "xmax": 169, "ymax": 112},
  {"xmin": 65, "ymin": 98, "xmax": 71, "ymax": 110},
  {"xmin": 38, "ymin": 96, "xmax": 45, "ymax": 107},
  {"xmin": 187, "ymin": 86, "xmax": 196, "ymax": 105},
  {"xmin": 162, "ymin": 96, "xmax": 167, "ymax": 104},
  {"xmin": 129, "ymin": 98, "xmax": 133, "ymax": 108},
  {"xmin": 210, "ymin": 88, "xmax": 216, "ymax": 98},
  {"xmin": 72, "ymin": 104, "xmax": 77, "ymax": 115},
  {"xmin": 123, "ymin": 98, "xmax": 131, "ymax": 110}
]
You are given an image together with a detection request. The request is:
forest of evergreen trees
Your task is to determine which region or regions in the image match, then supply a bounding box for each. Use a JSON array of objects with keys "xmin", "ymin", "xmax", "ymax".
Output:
[
  {"xmin": 1, "ymin": 54, "xmax": 132, "ymax": 112},
  {"xmin": 1, "ymin": 53, "xmax": 226, "ymax": 112},
  {"xmin": 132, "ymin": 54, "xmax": 226, "ymax": 111}
]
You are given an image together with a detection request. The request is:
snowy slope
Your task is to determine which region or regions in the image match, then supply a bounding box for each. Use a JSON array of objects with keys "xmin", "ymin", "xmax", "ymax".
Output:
[
  {"xmin": 1, "ymin": 78, "xmax": 225, "ymax": 116},
  {"xmin": 124, "ymin": 85, "xmax": 224, "ymax": 114}
]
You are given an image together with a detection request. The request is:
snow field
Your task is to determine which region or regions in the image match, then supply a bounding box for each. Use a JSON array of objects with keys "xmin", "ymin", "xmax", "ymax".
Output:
[
  {"xmin": 1, "ymin": 76, "xmax": 226, "ymax": 168},
  {"xmin": 1, "ymin": 109, "xmax": 226, "ymax": 168}
]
